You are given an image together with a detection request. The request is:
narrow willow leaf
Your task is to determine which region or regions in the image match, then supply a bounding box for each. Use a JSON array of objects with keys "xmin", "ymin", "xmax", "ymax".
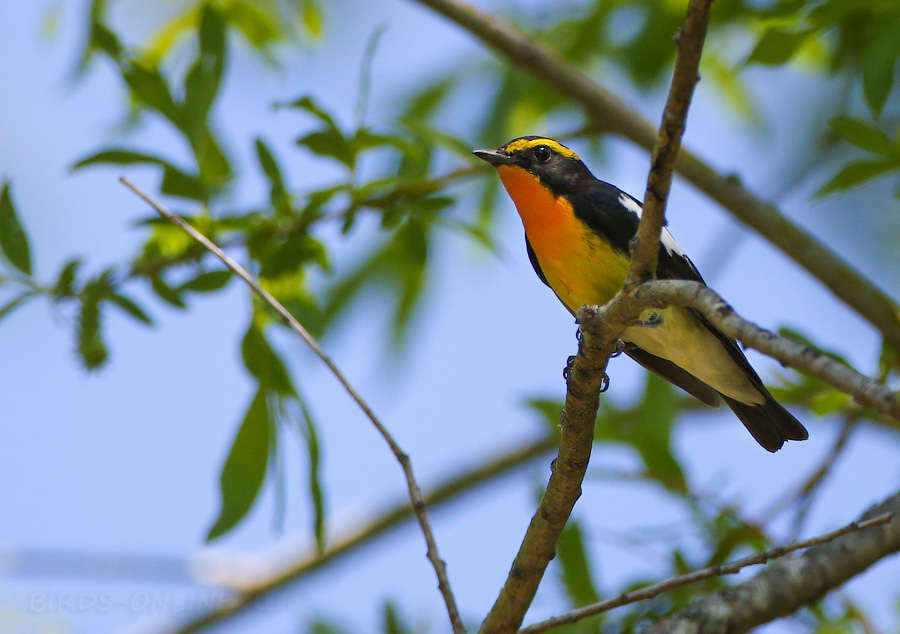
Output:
[
  {"xmin": 745, "ymin": 28, "xmax": 811, "ymax": 66},
  {"xmin": 77, "ymin": 282, "xmax": 108, "ymax": 370},
  {"xmin": 382, "ymin": 602, "xmax": 412, "ymax": 634},
  {"xmin": 816, "ymin": 159, "xmax": 899, "ymax": 196},
  {"xmin": 299, "ymin": 401, "xmax": 326, "ymax": 555},
  {"xmin": 121, "ymin": 60, "xmax": 182, "ymax": 126},
  {"xmin": 633, "ymin": 373, "xmax": 686, "ymax": 493},
  {"xmin": 150, "ymin": 275, "xmax": 187, "ymax": 308},
  {"xmin": 830, "ymin": 117, "xmax": 897, "ymax": 157},
  {"xmin": 108, "ymin": 292, "xmax": 153, "ymax": 325},
  {"xmin": 179, "ymin": 269, "xmax": 232, "ymax": 293},
  {"xmin": 207, "ymin": 388, "xmax": 272, "ymax": 540},
  {"xmin": 301, "ymin": 0, "xmax": 323, "ymax": 40},
  {"xmin": 241, "ymin": 325, "xmax": 296, "ymax": 396},
  {"xmin": 557, "ymin": 521, "xmax": 602, "ymax": 608},
  {"xmin": 72, "ymin": 148, "xmax": 172, "ymax": 170},
  {"xmin": 255, "ymin": 138, "xmax": 291, "ymax": 216},
  {"xmin": 0, "ymin": 182, "xmax": 33, "ymax": 275},
  {"xmin": 183, "ymin": 3, "xmax": 226, "ymax": 130}
]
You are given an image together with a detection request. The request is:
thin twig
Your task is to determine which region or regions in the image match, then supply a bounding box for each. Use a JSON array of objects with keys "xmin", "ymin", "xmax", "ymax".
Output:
[
  {"xmin": 518, "ymin": 513, "xmax": 895, "ymax": 634},
  {"xmin": 641, "ymin": 493, "xmax": 900, "ymax": 634},
  {"xmin": 164, "ymin": 437, "xmax": 557, "ymax": 634},
  {"xmin": 411, "ymin": 0, "xmax": 900, "ymax": 351},
  {"xmin": 119, "ymin": 177, "xmax": 466, "ymax": 634},
  {"xmin": 626, "ymin": 0, "xmax": 713, "ymax": 289}
]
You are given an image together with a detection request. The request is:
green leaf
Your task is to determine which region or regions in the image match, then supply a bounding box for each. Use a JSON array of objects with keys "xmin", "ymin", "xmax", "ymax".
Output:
[
  {"xmin": 207, "ymin": 388, "xmax": 272, "ymax": 540},
  {"xmin": 0, "ymin": 182, "xmax": 33, "ymax": 276},
  {"xmin": 224, "ymin": 1, "xmax": 282, "ymax": 50},
  {"xmin": 179, "ymin": 270, "xmax": 232, "ymax": 293},
  {"xmin": 121, "ymin": 60, "xmax": 182, "ymax": 126},
  {"xmin": 746, "ymin": 28, "xmax": 812, "ymax": 66},
  {"xmin": 160, "ymin": 166, "xmax": 207, "ymax": 201},
  {"xmin": 297, "ymin": 130, "xmax": 355, "ymax": 169},
  {"xmin": 72, "ymin": 148, "xmax": 171, "ymax": 170},
  {"xmin": 382, "ymin": 602, "xmax": 412, "ymax": 634},
  {"xmin": 259, "ymin": 234, "xmax": 329, "ymax": 278},
  {"xmin": 0, "ymin": 292, "xmax": 37, "ymax": 322},
  {"xmin": 150, "ymin": 275, "xmax": 187, "ymax": 308},
  {"xmin": 255, "ymin": 138, "xmax": 291, "ymax": 217},
  {"xmin": 299, "ymin": 401, "xmax": 326, "ymax": 555},
  {"xmin": 557, "ymin": 521, "xmax": 602, "ymax": 608},
  {"xmin": 241, "ymin": 325, "xmax": 296, "ymax": 396},
  {"xmin": 285, "ymin": 95, "xmax": 341, "ymax": 129},
  {"xmin": 301, "ymin": 0, "xmax": 323, "ymax": 39},
  {"xmin": 860, "ymin": 15, "xmax": 900, "ymax": 116},
  {"xmin": 183, "ymin": 4, "xmax": 227, "ymax": 133},
  {"xmin": 630, "ymin": 373, "xmax": 686, "ymax": 493},
  {"xmin": 830, "ymin": 117, "xmax": 897, "ymax": 157},
  {"xmin": 77, "ymin": 281, "xmax": 108, "ymax": 370},
  {"xmin": 108, "ymin": 292, "xmax": 153, "ymax": 325},
  {"xmin": 816, "ymin": 159, "xmax": 900, "ymax": 196}
]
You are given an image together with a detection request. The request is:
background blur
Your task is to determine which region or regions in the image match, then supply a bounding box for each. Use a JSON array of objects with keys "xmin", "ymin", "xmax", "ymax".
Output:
[{"xmin": 1, "ymin": 1, "xmax": 899, "ymax": 633}]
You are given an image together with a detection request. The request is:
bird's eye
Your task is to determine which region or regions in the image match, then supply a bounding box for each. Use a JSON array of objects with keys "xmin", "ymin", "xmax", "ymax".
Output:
[{"xmin": 533, "ymin": 145, "xmax": 552, "ymax": 163}]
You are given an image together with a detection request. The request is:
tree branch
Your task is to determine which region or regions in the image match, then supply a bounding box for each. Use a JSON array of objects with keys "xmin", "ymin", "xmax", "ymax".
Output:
[
  {"xmin": 595, "ymin": 280, "xmax": 900, "ymax": 421},
  {"xmin": 478, "ymin": 5, "xmax": 713, "ymax": 631},
  {"xmin": 519, "ymin": 512, "xmax": 895, "ymax": 634},
  {"xmin": 642, "ymin": 493, "xmax": 900, "ymax": 634},
  {"xmin": 411, "ymin": 0, "xmax": 900, "ymax": 351},
  {"xmin": 627, "ymin": 0, "xmax": 712, "ymax": 289},
  {"xmin": 119, "ymin": 178, "xmax": 465, "ymax": 634},
  {"xmin": 165, "ymin": 437, "xmax": 557, "ymax": 634}
]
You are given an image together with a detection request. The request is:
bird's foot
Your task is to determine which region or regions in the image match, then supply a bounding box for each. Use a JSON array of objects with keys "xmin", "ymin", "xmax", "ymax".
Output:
[
  {"xmin": 563, "ymin": 354, "xmax": 576, "ymax": 381},
  {"xmin": 610, "ymin": 340, "xmax": 626, "ymax": 358},
  {"xmin": 633, "ymin": 312, "xmax": 663, "ymax": 328}
]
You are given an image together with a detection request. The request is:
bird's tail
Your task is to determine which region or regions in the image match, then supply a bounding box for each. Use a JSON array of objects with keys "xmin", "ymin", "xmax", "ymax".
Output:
[{"xmin": 720, "ymin": 392, "xmax": 808, "ymax": 453}]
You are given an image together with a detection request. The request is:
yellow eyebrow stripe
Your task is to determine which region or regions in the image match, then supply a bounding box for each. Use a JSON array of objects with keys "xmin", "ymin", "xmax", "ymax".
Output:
[{"xmin": 503, "ymin": 138, "xmax": 580, "ymax": 160}]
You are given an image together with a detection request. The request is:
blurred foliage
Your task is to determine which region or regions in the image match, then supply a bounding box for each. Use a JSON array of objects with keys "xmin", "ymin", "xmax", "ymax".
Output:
[{"xmin": 2, "ymin": 0, "xmax": 900, "ymax": 631}]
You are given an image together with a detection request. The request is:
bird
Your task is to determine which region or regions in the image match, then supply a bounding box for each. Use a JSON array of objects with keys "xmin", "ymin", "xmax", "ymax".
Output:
[{"xmin": 473, "ymin": 135, "xmax": 808, "ymax": 452}]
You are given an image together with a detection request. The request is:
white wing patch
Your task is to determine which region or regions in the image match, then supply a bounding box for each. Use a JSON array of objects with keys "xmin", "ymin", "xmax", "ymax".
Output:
[{"xmin": 617, "ymin": 193, "xmax": 686, "ymax": 257}]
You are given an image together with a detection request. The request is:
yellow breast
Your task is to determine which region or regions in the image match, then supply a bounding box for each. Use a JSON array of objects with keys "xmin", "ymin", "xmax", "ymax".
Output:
[{"xmin": 497, "ymin": 165, "xmax": 630, "ymax": 312}]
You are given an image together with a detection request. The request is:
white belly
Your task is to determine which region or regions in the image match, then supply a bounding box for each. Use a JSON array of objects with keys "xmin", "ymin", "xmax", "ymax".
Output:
[{"xmin": 622, "ymin": 307, "xmax": 765, "ymax": 404}]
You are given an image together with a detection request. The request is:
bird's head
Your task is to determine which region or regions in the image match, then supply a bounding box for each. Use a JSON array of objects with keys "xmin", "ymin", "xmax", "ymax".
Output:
[{"xmin": 473, "ymin": 136, "xmax": 593, "ymax": 195}]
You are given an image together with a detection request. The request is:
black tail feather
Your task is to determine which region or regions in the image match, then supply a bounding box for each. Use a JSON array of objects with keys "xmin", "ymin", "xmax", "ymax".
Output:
[{"xmin": 720, "ymin": 393, "xmax": 808, "ymax": 452}]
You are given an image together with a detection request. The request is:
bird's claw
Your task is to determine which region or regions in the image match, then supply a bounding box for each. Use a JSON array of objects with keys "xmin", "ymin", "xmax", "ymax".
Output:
[
  {"xmin": 610, "ymin": 340, "xmax": 626, "ymax": 358},
  {"xmin": 634, "ymin": 312, "xmax": 663, "ymax": 328},
  {"xmin": 563, "ymin": 354, "xmax": 576, "ymax": 381}
]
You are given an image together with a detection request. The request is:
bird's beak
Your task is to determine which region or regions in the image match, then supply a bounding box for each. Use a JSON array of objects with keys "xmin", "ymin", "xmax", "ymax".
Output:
[{"xmin": 473, "ymin": 148, "xmax": 514, "ymax": 166}]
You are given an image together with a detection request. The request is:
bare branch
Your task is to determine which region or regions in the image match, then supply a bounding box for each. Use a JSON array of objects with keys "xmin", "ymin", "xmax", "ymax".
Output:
[
  {"xmin": 164, "ymin": 437, "xmax": 557, "ymax": 634},
  {"xmin": 627, "ymin": 0, "xmax": 712, "ymax": 289},
  {"xmin": 411, "ymin": 0, "xmax": 900, "ymax": 351},
  {"xmin": 119, "ymin": 178, "xmax": 465, "ymax": 634},
  {"xmin": 603, "ymin": 280, "xmax": 900, "ymax": 421},
  {"xmin": 478, "ymin": 6, "xmax": 714, "ymax": 631},
  {"xmin": 641, "ymin": 494, "xmax": 900, "ymax": 634},
  {"xmin": 519, "ymin": 512, "xmax": 895, "ymax": 634},
  {"xmin": 478, "ymin": 309, "xmax": 627, "ymax": 634}
]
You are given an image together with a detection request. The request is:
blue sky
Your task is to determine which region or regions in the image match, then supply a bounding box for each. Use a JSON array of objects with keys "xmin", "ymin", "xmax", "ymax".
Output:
[{"xmin": 1, "ymin": 1, "xmax": 898, "ymax": 633}]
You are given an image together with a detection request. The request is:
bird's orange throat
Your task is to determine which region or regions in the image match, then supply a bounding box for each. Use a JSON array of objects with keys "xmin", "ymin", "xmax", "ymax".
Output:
[
  {"xmin": 496, "ymin": 165, "xmax": 630, "ymax": 310},
  {"xmin": 496, "ymin": 165, "xmax": 577, "ymax": 264}
]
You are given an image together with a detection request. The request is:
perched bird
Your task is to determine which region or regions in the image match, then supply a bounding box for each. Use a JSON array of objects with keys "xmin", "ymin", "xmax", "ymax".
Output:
[{"xmin": 474, "ymin": 136, "xmax": 807, "ymax": 452}]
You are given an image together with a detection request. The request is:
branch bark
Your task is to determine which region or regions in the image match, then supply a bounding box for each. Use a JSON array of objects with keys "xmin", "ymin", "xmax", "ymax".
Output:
[
  {"xmin": 119, "ymin": 178, "xmax": 466, "ymax": 634},
  {"xmin": 627, "ymin": 0, "xmax": 712, "ymax": 288},
  {"xmin": 519, "ymin": 512, "xmax": 895, "ymax": 634},
  {"xmin": 642, "ymin": 492, "xmax": 900, "ymax": 634},
  {"xmin": 599, "ymin": 280, "xmax": 900, "ymax": 421},
  {"xmin": 166, "ymin": 437, "xmax": 556, "ymax": 634},
  {"xmin": 479, "ymin": 4, "xmax": 713, "ymax": 631},
  {"xmin": 411, "ymin": 0, "xmax": 900, "ymax": 352}
]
